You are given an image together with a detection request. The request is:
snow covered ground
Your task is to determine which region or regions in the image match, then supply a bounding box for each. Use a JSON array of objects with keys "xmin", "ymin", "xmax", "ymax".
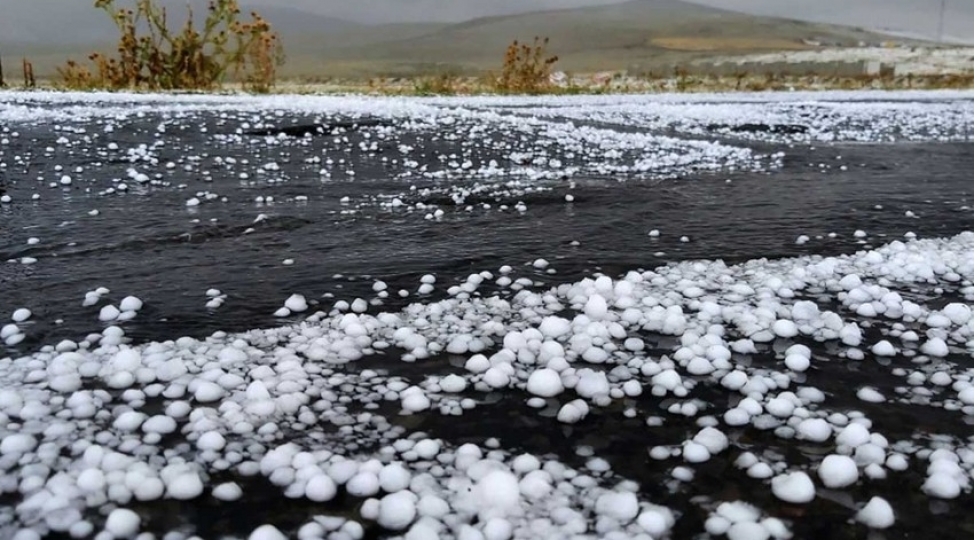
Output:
[{"xmin": 0, "ymin": 90, "xmax": 972, "ymax": 540}]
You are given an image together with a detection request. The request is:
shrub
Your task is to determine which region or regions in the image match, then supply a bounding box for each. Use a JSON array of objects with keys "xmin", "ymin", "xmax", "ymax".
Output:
[
  {"xmin": 57, "ymin": 0, "xmax": 284, "ymax": 92},
  {"xmin": 491, "ymin": 37, "xmax": 559, "ymax": 94},
  {"xmin": 412, "ymin": 72, "xmax": 462, "ymax": 96}
]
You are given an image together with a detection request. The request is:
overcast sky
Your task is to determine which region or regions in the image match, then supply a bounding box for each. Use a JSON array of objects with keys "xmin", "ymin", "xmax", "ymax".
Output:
[{"xmin": 2, "ymin": 0, "xmax": 972, "ymax": 44}]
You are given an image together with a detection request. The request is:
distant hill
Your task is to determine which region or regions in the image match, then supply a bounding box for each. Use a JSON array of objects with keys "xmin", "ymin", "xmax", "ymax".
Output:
[
  {"xmin": 245, "ymin": 0, "xmax": 632, "ymax": 24},
  {"xmin": 281, "ymin": 0, "xmax": 908, "ymax": 77},
  {"xmin": 685, "ymin": 0, "xmax": 974, "ymax": 44},
  {"xmin": 1, "ymin": 0, "xmax": 929, "ymax": 80}
]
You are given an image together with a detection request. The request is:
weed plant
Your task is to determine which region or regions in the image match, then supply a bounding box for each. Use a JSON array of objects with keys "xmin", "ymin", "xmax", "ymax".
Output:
[
  {"xmin": 491, "ymin": 37, "xmax": 559, "ymax": 94},
  {"xmin": 58, "ymin": 0, "xmax": 284, "ymax": 92}
]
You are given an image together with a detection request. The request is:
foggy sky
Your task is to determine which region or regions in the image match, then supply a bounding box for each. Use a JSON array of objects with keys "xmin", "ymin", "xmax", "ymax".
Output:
[{"xmin": 1, "ymin": 0, "xmax": 972, "ymax": 45}]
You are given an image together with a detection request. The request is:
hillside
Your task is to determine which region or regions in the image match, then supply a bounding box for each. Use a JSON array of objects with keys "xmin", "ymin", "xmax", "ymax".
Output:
[
  {"xmin": 1, "ymin": 0, "xmax": 927, "ymax": 80},
  {"xmin": 281, "ymin": 0, "xmax": 907, "ymax": 77},
  {"xmin": 685, "ymin": 0, "xmax": 974, "ymax": 44}
]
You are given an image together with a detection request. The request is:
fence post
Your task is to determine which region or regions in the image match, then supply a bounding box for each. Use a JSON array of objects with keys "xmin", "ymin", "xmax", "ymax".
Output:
[{"xmin": 23, "ymin": 58, "xmax": 35, "ymax": 88}]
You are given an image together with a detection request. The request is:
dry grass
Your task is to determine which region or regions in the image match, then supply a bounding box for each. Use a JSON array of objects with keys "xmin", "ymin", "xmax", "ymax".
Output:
[
  {"xmin": 57, "ymin": 0, "xmax": 284, "ymax": 92},
  {"xmin": 489, "ymin": 37, "xmax": 560, "ymax": 94},
  {"xmin": 300, "ymin": 70, "xmax": 972, "ymax": 96}
]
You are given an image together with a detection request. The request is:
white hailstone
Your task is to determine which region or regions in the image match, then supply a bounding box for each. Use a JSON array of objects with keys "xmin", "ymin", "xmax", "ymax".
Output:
[
  {"xmin": 401, "ymin": 390, "xmax": 431, "ymax": 413},
  {"xmin": 818, "ymin": 455, "xmax": 859, "ymax": 488},
  {"xmin": 885, "ymin": 454, "xmax": 909, "ymax": 471},
  {"xmin": 193, "ymin": 381, "xmax": 224, "ymax": 402},
  {"xmin": 197, "ymin": 431, "xmax": 226, "ymax": 451},
  {"xmin": 483, "ymin": 517, "xmax": 514, "ymax": 540},
  {"xmin": 99, "ymin": 305, "xmax": 121, "ymax": 321},
  {"xmin": 0, "ymin": 324, "xmax": 21, "ymax": 340},
  {"xmin": 557, "ymin": 401, "xmax": 590, "ymax": 424},
  {"xmin": 922, "ymin": 473, "xmax": 961, "ymax": 499},
  {"xmin": 327, "ymin": 460, "xmax": 358, "ymax": 485},
  {"xmin": 770, "ymin": 472, "xmax": 815, "ymax": 503},
  {"xmin": 584, "ymin": 294, "xmax": 609, "ymax": 320},
  {"xmin": 379, "ymin": 464, "xmax": 412, "ymax": 493},
  {"xmin": 142, "ymin": 415, "xmax": 177, "ymax": 434},
  {"xmin": 920, "ymin": 338, "xmax": 949, "ymax": 357},
  {"xmin": 771, "ymin": 320, "xmax": 798, "ymax": 338},
  {"xmin": 0, "ymin": 433, "xmax": 38, "ymax": 455},
  {"xmin": 682, "ymin": 442, "xmax": 711, "ymax": 463},
  {"xmin": 941, "ymin": 303, "xmax": 972, "ymax": 324},
  {"xmin": 784, "ymin": 354, "xmax": 810, "ymax": 372},
  {"xmin": 716, "ymin": 501, "xmax": 761, "ymax": 523},
  {"xmin": 856, "ymin": 387, "xmax": 885, "ymax": 403},
  {"xmin": 476, "ymin": 470, "xmax": 521, "ymax": 515},
  {"xmin": 856, "ymin": 497, "xmax": 895, "ymax": 528},
  {"xmin": 636, "ymin": 506, "xmax": 674, "ymax": 537},
  {"xmin": 705, "ymin": 516, "xmax": 731, "ymax": 535},
  {"xmin": 284, "ymin": 294, "xmax": 308, "ymax": 312},
  {"xmin": 765, "ymin": 397, "xmax": 795, "ymax": 418},
  {"xmin": 439, "ymin": 374, "xmax": 467, "ymax": 393},
  {"xmin": 870, "ymin": 340, "xmax": 896, "ymax": 356},
  {"xmin": 305, "ymin": 474, "xmax": 338, "ymax": 502},
  {"xmin": 347, "ymin": 472, "xmax": 381, "ymax": 497},
  {"xmin": 465, "ymin": 354, "xmax": 490, "ymax": 373},
  {"xmin": 958, "ymin": 385, "xmax": 974, "ymax": 405},
  {"xmin": 104, "ymin": 508, "xmax": 141, "ymax": 539},
  {"xmin": 532, "ymin": 258, "xmax": 549, "ymax": 269},
  {"xmin": 77, "ymin": 469, "xmax": 106, "ymax": 492},
  {"xmin": 796, "ymin": 418, "xmax": 832, "ymax": 442},
  {"xmin": 249, "ymin": 525, "xmax": 288, "ymax": 540},
  {"xmin": 686, "ymin": 357, "xmax": 715, "ymax": 375},
  {"xmin": 273, "ymin": 307, "xmax": 291, "ymax": 317},
  {"xmin": 760, "ymin": 518, "xmax": 790, "ymax": 539},
  {"xmin": 378, "ymin": 491, "xmax": 417, "ymax": 530},
  {"xmin": 417, "ymin": 495, "xmax": 450, "ymax": 519},
  {"xmin": 692, "ymin": 427, "xmax": 729, "ymax": 454},
  {"xmin": 483, "ymin": 368, "xmax": 510, "ymax": 388},
  {"xmin": 165, "ymin": 472, "xmax": 204, "ymax": 500},
  {"xmin": 212, "ymin": 482, "xmax": 243, "ymax": 501},
  {"xmin": 836, "ymin": 423, "xmax": 870, "ymax": 448},
  {"xmin": 721, "ymin": 371, "xmax": 748, "ymax": 391},
  {"xmin": 724, "ymin": 408, "xmax": 751, "ymax": 426},
  {"xmin": 538, "ymin": 316, "xmax": 571, "ymax": 338},
  {"xmin": 134, "ymin": 478, "xmax": 165, "ymax": 501},
  {"xmin": 624, "ymin": 337, "xmax": 644, "ymax": 352},
  {"xmin": 652, "ymin": 369, "xmax": 682, "ymax": 392},
  {"xmin": 119, "ymin": 296, "xmax": 143, "ymax": 312},
  {"xmin": 413, "ymin": 439, "xmax": 442, "ymax": 460},
  {"xmin": 526, "ymin": 369, "xmax": 564, "ymax": 397},
  {"xmin": 594, "ymin": 491, "xmax": 639, "ymax": 522},
  {"xmin": 728, "ymin": 522, "xmax": 770, "ymax": 540},
  {"xmin": 11, "ymin": 308, "xmax": 31, "ymax": 322},
  {"xmin": 512, "ymin": 454, "xmax": 541, "ymax": 474},
  {"xmin": 747, "ymin": 462, "xmax": 774, "ymax": 479}
]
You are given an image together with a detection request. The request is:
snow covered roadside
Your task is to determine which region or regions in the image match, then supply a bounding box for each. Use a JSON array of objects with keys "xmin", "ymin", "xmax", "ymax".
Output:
[{"xmin": 1, "ymin": 231, "xmax": 972, "ymax": 539}]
